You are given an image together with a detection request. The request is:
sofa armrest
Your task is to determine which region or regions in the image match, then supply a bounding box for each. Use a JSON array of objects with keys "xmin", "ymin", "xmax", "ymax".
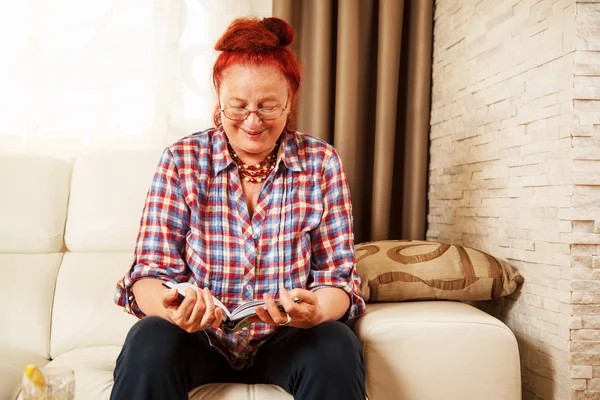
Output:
[{"xmin": 353, "ymin": 301, "xmax": 521, "ymax": 400}]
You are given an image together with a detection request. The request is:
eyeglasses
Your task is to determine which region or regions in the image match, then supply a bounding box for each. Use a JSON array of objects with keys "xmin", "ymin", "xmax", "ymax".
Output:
[{"xmin": 221, "ymin": 98, "xmax": 289, "ymax": 121}]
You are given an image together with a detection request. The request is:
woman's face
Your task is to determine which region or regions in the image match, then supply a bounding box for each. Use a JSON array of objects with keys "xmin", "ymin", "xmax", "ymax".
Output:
[{"xmin": 218, "ymin": 64, "xmax": 290, "ymax": 164}]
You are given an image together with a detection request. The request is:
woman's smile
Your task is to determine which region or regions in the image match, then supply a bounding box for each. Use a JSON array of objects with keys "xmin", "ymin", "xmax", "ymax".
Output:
[{"xmin": 241, "ymin": 128, "xmax": 266, "ymax": 137}]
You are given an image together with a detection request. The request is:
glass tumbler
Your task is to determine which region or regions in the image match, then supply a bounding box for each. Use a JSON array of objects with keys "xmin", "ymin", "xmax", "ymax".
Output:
[{"xmin": 21, "ymin": 366, "xmax": 75, "ymax": 400}]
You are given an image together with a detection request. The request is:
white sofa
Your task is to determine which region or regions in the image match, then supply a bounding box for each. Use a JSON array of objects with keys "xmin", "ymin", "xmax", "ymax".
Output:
[{"xmin": 0, "ymin": 151, "xmax": 523, "ymax": 400}]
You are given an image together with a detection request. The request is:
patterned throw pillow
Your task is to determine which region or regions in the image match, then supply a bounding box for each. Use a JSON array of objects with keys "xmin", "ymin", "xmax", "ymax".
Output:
[{"xmin": 355, "ymin": 240, "xmax": 523, "ymax": 303}]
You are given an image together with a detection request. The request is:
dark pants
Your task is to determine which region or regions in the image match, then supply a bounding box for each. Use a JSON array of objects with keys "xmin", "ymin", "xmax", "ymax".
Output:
[{"xmin": 111, "ymin": 317, "xmax": 365, "ymax": 400}]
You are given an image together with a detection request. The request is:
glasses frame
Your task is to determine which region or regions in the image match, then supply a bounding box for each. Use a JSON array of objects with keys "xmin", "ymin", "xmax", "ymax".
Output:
[{"xmin": 221, "ymin": 97, "xmax": 290, "ymax": 122}]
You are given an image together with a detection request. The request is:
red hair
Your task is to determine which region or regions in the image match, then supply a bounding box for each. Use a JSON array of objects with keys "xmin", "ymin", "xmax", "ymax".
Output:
[{"xmin": 212, "ymin": 17, "xmax": 302, "ymax": 127}]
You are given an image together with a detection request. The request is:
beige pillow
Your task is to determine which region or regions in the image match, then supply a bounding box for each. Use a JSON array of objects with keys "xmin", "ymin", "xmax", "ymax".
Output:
[{"xmin": 355, "ymin": 240, "xmax": 523, "ymax": 303}]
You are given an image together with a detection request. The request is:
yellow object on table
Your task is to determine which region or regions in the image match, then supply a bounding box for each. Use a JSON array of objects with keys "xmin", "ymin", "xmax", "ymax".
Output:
[
  {"xmin": 22, "ymin": 364, "xmax": 75, "ymax": 400},
  {"xmin": 24, "ymin": 365, "xmax": 47, "ymax": 390}
]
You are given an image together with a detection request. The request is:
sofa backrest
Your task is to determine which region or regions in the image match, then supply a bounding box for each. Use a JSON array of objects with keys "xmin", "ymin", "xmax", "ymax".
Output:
[
  {"xmin": 0, "ymin": 154, "xmax": 73, "ymax": 359},
  {"xmin": 0, "ymin": 151, "xmax": 163, "ymax": 360},
  {"xmin": 0, "ymin": 154, "xmax": 72, "ymax": 254},
  {"xmin": 64, "ymin": 151, "xmax": 162, "ymax": 253},
  {"xmin": 50, "ymin": 150, "xmax": 163, "ymax": 359}
]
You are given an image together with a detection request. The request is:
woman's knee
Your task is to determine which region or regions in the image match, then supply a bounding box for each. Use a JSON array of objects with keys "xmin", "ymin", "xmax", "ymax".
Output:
[
  {"xmin": 302, "ymin": 321, "xmax": 363, "ymax": 367},
  {"xmin": 318, "ymin": 321, "xmax": 361, "ymax": 351},
  {"xmin": 290, "ymin": 321, "xmax": 364, "ymax": 395}
]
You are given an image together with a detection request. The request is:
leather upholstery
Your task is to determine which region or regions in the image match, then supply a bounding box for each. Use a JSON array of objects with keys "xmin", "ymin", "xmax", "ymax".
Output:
[
  {"xmin": 50, "ymin": 253, "xmax": 137, "ymax": 359},
  {"xmin": 0, "ymin": 154, "xmax": 71, "ymax": 253},
  {"xmin": 64, "ymin": 150, "xmax": 161, "ymax": 253},
  {"xmin": 0, "ymin": 152, "xmax": 522, "ymax": 400},
  {"xmin": 354, "ymin": 302, "xmax": 522, "ymax": 400},
  {"xmin": 0, "ymin": 254, "xmax": 62, "ymax": 358}
]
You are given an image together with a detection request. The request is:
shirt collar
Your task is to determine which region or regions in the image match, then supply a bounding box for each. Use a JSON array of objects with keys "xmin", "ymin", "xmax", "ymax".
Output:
[
  {"xmin": 279, "ymin": 129, "xmax": 303, "ymax": 172},
  {"xmin": 212, "ymin": 127, "xmax": 304, "ymax": 175},
  {"xmin": 212, "ymin": 128, "xmax": 233, "ymax": 175}
]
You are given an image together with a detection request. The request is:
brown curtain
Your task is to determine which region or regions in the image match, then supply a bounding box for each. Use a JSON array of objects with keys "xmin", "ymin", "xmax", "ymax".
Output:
[{"xmin": 273, "ymin": 0, "xmax": 433, "ymax": 244}]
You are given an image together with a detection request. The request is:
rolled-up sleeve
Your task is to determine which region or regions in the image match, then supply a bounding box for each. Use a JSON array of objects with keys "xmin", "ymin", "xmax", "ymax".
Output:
[
  {"xmin": 114, "ymin": 148, "xmax": 191, "ymax": 318},
  {"xmin": 307, "ymin": 150, "xmax": 366, "ymax": 319}
]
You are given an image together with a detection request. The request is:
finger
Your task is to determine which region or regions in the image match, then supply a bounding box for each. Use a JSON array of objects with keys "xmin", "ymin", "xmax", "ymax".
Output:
[
  {"xmin": 202, "ymin": 288, "xmax": 215, "ymax": 313},
  {"xmin": 162, "ymin": 288, "xmax": 180, "ymax": 310},
  {"xmin": 288, "ymin": 288, "xmax": 318, "ymax": 305},
  {"xmin": 164, "ymin": 287, "xmax": 194, "ymax": 329},
  {"xmin": 188, "ymin": 287, "xmax": 207, "ymax": 325},
  {"xmin": 247, "ymin": 315, "xmax": 262, "ymax": 324},
  {"xmin": 200, "ymin": 288, "xmax": 216, "ymax": 327},
  {"xmin": 263, "ymin": 293, "xmax": 288, "ymax": 325},
  {"xmin": 254, "ymin": 305, "xmax": 276, "ymax": 325},
  {"xmin": 178, "ymin": 287, "xmax": 198, "ymax": 321},
  {"xmin": 210, "ymin": 307, "xmax": 223, "ymax": 329},
  {"xmin": 202, "ymin": 288, "xmax": 223, "ymax": 329},
  {"xmin": 279, "ymin": 287, "xmax": 297, "ymax": 314}
]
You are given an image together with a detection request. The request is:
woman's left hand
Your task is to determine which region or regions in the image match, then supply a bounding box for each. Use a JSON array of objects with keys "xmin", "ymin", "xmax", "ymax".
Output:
[{"xmin": 251, "ymin": 288, "xmax": 325, "ymax": 329}]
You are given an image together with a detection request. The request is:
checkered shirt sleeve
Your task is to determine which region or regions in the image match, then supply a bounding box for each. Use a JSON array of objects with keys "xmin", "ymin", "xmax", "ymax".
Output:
[
  {"xmin": 308, "ymin": 149, "xmax": 366, "ymax": 319},
  {"xmin": 114, "ymin": 148, "xmax": 190, "ymax": 317}
]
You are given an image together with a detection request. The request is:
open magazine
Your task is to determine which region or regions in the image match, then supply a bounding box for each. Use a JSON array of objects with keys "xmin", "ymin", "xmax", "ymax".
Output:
[{"xmin": 162, "ymin": 281, "xmax": 301, "ymax": 332}]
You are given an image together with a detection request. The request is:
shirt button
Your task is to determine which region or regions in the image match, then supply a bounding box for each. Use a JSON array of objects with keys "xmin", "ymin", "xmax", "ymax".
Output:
[
  {"xmin": 252, "ymin": 233, "xmax": 258, "ymax": 239},
  {"xmin": 246, "ymin": 285, "xmax": 252, "ymax": 291}
]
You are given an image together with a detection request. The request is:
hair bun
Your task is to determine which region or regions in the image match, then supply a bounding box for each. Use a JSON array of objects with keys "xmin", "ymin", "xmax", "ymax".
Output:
[
  {"xmin": 261, "ymin": 17, "xmax": 294, "ymax": 47},
  {"xmin": 214, "ymin": 17, "xmax": 295, "ymax": 52}
]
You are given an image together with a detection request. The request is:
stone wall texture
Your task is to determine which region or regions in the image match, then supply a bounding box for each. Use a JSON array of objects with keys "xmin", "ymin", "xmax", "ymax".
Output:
[
  {"xmin": 570, "ymin": 2, "xmax": 600, "ymax": 399},
  {"xmin": 428, "ymin": 0, "xmax": 600, "ymax": 398}
]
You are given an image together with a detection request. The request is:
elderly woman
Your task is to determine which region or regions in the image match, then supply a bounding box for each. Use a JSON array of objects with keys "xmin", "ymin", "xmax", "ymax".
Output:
[{"xmin": 111, "ymin": 17, "xmax": 366, "ymax": 400}]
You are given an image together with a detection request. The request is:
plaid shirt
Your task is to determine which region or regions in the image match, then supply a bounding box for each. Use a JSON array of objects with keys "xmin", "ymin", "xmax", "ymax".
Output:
[{"xmin": 115, "ymin": 127, "xmax": 366, "ymax": 369}]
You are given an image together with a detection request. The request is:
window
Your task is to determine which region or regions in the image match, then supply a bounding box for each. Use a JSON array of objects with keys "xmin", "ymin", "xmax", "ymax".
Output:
[{"xmin": 0, "ymin": 0, "xmax": 272, "ymax": 156}]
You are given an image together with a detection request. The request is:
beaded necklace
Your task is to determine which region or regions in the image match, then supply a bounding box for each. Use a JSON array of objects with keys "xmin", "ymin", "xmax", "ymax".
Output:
[{"xmin": 228, "ymin": 141, "xmax": 280, "ymax": 184}]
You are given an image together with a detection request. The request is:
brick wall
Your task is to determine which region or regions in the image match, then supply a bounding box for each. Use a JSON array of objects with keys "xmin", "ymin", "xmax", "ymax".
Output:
[
  {"xmin": 428, "ymin": 0, "xmax": 581, "ymax": 398},
  {"xmin": 570, "ymin": 2, "xmax": 600, "ymax": 399}
]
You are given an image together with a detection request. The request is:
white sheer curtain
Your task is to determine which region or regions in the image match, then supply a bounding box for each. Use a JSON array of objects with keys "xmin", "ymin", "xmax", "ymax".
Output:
[{"xmin": 0, "ymin": 0, "xmax": 272, "ymax": 156}]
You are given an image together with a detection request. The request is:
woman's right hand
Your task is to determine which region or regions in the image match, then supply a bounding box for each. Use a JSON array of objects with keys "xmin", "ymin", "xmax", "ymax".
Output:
[{"xmin": 162, "ymin": 286, "xmax": 223, "ymax": 333}]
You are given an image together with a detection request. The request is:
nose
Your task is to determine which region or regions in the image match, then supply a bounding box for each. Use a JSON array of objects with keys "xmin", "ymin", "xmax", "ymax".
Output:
[{"xmin": 244, "ymin": 112, "xmax": 262, "ymax": 128}]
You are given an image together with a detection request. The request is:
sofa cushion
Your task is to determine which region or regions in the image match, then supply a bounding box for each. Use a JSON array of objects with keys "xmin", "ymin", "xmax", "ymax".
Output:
[
  {"xmin": 189, "ymin": 383, "xmax": 292, "ymax": 399},
  {"xmin": 64, "ymin": 151, "xmax": 162, "ymax": 252},
  {"xmin": 36, "ymin": 347, "xmax": 292, "ymax": 400},
  {"xmin": 354, "ymin": 301, "xmax": 521, "ymax": 400},
  {"xmin": 355, "ymin": 240, "xmax": 523, "ymax": 302},
  {"xmin": 50, "ymin": 253, "xmax": 138, "ymax": 359},
  {"xmin": 0, "ymin": 154, "xmax": 72, "ymax": 253},
  {"xmin": 0, "ymin": 254, "xmax": 62, "ymax": 359}
]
